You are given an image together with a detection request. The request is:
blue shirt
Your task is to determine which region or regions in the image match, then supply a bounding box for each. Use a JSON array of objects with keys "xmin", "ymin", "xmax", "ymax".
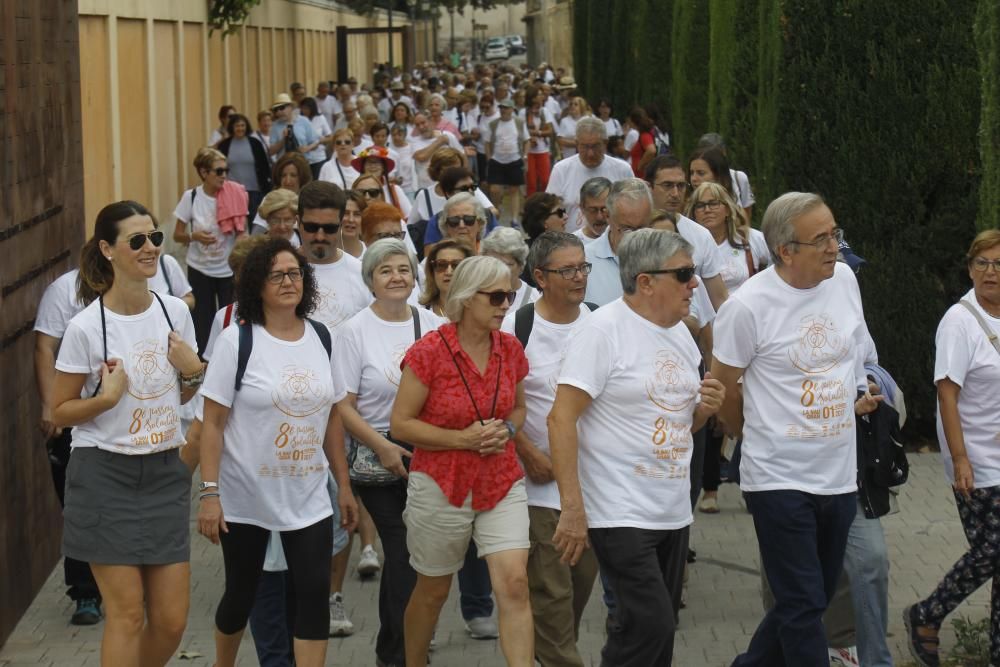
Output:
[
  {"xmin": 269, "ymin": 116, "xmax": 319, "ymax": 158},
  {"xmin": 583, "ymin": 230, "xmax": 622, "ymax": 306}
]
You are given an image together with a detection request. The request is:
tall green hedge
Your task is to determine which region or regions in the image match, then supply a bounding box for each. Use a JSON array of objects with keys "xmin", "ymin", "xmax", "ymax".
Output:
[{"xmin": 573, "ymin": 0, "xmax": 992, "ymax": 431}]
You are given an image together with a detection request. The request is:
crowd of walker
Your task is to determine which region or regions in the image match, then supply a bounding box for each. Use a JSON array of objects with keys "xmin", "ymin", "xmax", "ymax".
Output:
[{"xmin": 30, "ymin": 56, "xmax": 1000, "ymax": 667}]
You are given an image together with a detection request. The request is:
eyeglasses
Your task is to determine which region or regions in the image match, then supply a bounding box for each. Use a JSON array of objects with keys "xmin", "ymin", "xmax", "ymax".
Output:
[
  {"xmin": 125, "ymin": 230, "xmax": 165, "ymax": 251},
  {"xmin": 211, "ymin": 167, "xmax": 229, "ymax": 176},
  {"xmin": 431, "ymin": 258, "xmax": 463, "ymax": 272},
  {"xmin": 692, "ymin": 200, "xmax": 724, "ymax": 212},
  {"xmin": 445, "ymin": 215, "xmax": 479, "ymax": 228},
  {"xmin": 478, "ymin": 290, "xmax": 517, "ymax": 306},
  {"xmin": 355, "ymin": 188, "xmax": 383, "ymax": 199},
  {"xmin": 335, "ymin": 140, "xmax": 352, "ymax": 146},
  {"xmin": 540, "ymin": 262, "xmax": 592, "ymax": 280},
  {"xmin": 788, "ymin": 228, "xmax": 845, "ymax": 249},
  {"xmin": 578, "ymin": 142, "xmax": 604, "ymax": 153},
  {"xmin": 583, "ymin": 205, "xmax": 608, "ymax": 217},
  {"xmin": 654, "ymin": 181, "xmax": 689, "ymax": 193},
  {"xmin": 301, "ymin": 222, "xmax": 342, "ymax": 235},
  {"xmin": 267, "ymin": 268, "xmax": 304, "ymax": 285},
  {"xmin": 268, "ymin": 214, "xmax": 297, "ymax": 226},
  {"xmin": 374, "ymin": 231, "xmax": 406, "ymax": 241},
  {"xmin": 970, "ymin": 257, "xmax": 1000, "ymax": 272},
  {"xmin": 549, "ymin": 208, "xmax": 568, "ymax": 218},
  {"xmin": 452, "ymin": 183, "xmax": 478, "ymax": 194},
  {"xmin": 636, "ymin": 266, "xmax": 697, "ymax": 283}
]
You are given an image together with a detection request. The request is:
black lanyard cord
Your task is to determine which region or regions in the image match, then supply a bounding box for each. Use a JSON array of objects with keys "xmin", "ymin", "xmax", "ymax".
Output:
[{"xmin": 437, "ymin": 331, "xmax": 501, "ymax": 425}]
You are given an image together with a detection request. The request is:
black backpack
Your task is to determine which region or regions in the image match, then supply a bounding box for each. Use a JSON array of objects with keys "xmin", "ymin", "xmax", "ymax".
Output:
[
  {"xmin": 513, "ymin": 301, "xmax": 598, "ymax": 349},
  {"xmin": 234, "ymin": 318, "xmax": 332, "ymax": 390}
]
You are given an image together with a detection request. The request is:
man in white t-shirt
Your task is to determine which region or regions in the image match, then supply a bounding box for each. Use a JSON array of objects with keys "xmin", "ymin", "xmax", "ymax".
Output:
[
  {"xmin": 712, "ymin": 192, "xmax": 880, "ymax": 667},
  {"xmin": 410, "ymin": 112, "xmax": 463, "ymax": 191},
  {"xmin": 549, "ymin": 229, "xmax": 724, "ymax": 667},
  {"xmin": 484, "ymin": 99, "xmax": 530, "ymax": 226},
  {"xmin": 646, "ymin": 155, "xmax": 730, "ymax": 310},
  {"xmin": 546, "ymin": 117, "xmax": 633, "ymax": 234},
  {"xmin": 499, "ymin": 232, "xmax": 599, "ymax": 666},
  {"xmin": 315, "ymin": 81, "xmax": 338, "ymax": 130}
]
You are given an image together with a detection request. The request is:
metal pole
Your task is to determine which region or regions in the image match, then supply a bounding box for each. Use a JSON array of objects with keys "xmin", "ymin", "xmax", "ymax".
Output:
[
  {"xmin": 449, "ymin": 7, "xmax": 455, "ymax": 56},
  {"xmin": 388, "ymin": 4, "xmax": 394, "ymax": 66}
]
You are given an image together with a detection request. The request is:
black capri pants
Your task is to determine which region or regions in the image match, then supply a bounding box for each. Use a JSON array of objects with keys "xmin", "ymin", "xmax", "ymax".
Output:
[{"xmin": 215, "ymin": 516, "xmax": 333, "ymax": 640}]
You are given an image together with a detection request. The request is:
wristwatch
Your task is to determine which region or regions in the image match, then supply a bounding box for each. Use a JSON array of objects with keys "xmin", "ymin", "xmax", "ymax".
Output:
[
  {"xmin": 199, "ymin": 481, "xmax": 219, "ymax": 492},
  {"xmin": 504, "ymin": 420, "xmax": 517, "ymax": 439}
]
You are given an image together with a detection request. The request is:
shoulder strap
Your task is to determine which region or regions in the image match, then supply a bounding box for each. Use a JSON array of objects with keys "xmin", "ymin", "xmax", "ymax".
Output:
[
  {"xmin": 513, "ymin": 302, "xmax": 535, "ymax": 349},
  {"xmin": 307, "ymin": 318, "xmax": 333, "ymax": 359},
  {"xmin": 190, "ymin": 187, "xmax": 197, "ymax": 206},
  {"xmin": 410, "ymin": 305, "xmax": 422, "ymax": 341},
  {"xmin": 421, "ymin": 187, "xmax": 432, "ymax": 216},
  {"xmin": 959, "ymin": 300, "xmax": 1000, "ymax": 356},
  {"xmin": 235, "ymin": 320, "xmax": 253, "ymax": 390},
  {"xmin": 223, "ymin": 302, "xmax": 235, "ymax": 328},
  {"xmin": 159, "ymin": 255, "xmax": 174, "ymax": 296},
  {"xmin": 584, "ymin": 302, "xmax": 598, "ymax": 311},
  {"xmin": 150, "ymin": 291, "xmax": 175, "ymax": 331}
]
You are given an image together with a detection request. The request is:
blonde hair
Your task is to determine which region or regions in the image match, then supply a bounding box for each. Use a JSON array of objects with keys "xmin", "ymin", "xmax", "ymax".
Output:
[
  {"xmin": 258, "ymin": 188, "xmax": 298, "ymax": 221},
  {"xmin": 445, "ymin": 255, "xmax": 512, "ymax": 322},
  {"xmin": 194, "ymin": 146, "xmax": 226, "ymax": 175},
  {"xmin": 685, "ymin": 181, "xmax": 747, "ymax": 248}
]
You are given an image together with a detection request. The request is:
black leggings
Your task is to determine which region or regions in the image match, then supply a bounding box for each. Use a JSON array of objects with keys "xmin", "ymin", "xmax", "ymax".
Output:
[
  {"xmin": 702, "ymin": 429, "xmax": 725, "ymax": 493},
  {"xmin": 216, "ymin": 516, "xmax": 333, "ymax": 640},
  {"xmin": 187, "ymin": 266, "xmax": 233, "ymax": 356}
]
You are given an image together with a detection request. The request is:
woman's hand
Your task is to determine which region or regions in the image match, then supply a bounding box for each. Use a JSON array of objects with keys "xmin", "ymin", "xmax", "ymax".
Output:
[
  {"xmin": 191, "ymin": 230, "xmax": 217, "ymax": 245},
  {"xmin": 167, "ymin": 332, "xmax": 202, "ymax": 376},
  {"xmin": 553, "ymin": 506, "xmax": 589, "ymax": 566},
  {"xmin": 375, "ymin": 440, "xmax": 412, "ymax": 479},
  {"xmin": 477, "ymin": 419, "xmax": 511, "ymax": 456},
  {"xmin": 953, "ymin": 455, "xmax": 975, "ymax": 498},
  {"xmin": 197, "ymin": 496, "xmax": 227, "ymax": 544},
  {"xmin": 338, "ymin": 485, "xmax": 359, "ymax": 533},
  {"xmin": 99, "ymin": 359, "xmax": 128, "ymax": 406}
]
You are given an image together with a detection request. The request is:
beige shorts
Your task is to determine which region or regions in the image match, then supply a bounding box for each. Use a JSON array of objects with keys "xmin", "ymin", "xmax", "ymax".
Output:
[{"xmin": 403, "ymin": 472, "xmax": 529, "ymax": 577}]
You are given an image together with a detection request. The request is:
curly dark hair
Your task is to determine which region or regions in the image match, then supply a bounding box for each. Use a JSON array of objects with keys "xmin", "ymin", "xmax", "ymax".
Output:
[{"xmin": 236, "ymin": 237, "xmax": 319, "ymax": 325}]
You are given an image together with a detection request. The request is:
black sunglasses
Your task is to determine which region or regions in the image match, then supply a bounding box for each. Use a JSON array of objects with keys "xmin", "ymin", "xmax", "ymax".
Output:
[
  {"xmin": 637, "ymin": 266, "xmax": 697, "ymax": 283},
  {"xmin": 126, "ymin": 230, "xmax": 165, "ymax": 251},
  {"xmin": 301, "ymin": 222, "xmax": 342, "ymax": 235},
  {"xmin": 550, "ymin": 208, "xmax": 567, "ymax": 218},
  {"xmin": 452, "ymin": 183, "xmax": 478, "ymax": 194},
  {"xmin": 355, "ymin": 188, "xmax": 383, "ymax": 199},
  {"xmin": 478, "ymin": 290, "xmax": 517, "ymax": 306},
  {"xmin": 211, "ymin": 167, "xmax": 229, "ymax": 176},
  {"xmin": 445, "ymin": 215, "xmax": 479, "ymax": 228}
]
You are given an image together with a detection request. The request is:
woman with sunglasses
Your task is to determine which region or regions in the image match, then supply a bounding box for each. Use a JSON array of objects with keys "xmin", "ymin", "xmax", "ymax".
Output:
[
  {"xmin": 173, "ymin": 147, "xmax": 248, "ymax": 355},
  {"xmin": 51, "ymin": 201, "xmax": 202, "ymax": 666},
  {"xmin": 198, "ymin": 237, "xmax": 358, "ymax": 667},
  {"xmin": 391, "ymin": 255, "xmax": 533, "ymax": 667},
  {"xmin": 438, "ymin": 191, "xmax": 488, "ymax": 253},
  {"xmin": 335, "ymin": 238, "xmax": 448, "ymax": 667},
  {"xmin": 318, "ymin": 128, "xmax": 361, "ymax": 190},
  {"xmin": 351, "ymin": 146, "xmax": 412, "ymax": 222},
  {"xmin": 481, "ymin": 227, "xmax": 539, "ymax": 310},
  {"xmin": 521, "ymin": 192, "xmax": 568, "ymax": 246},
  {"xmin": 417, "ymin": 166, "xmax": 501, "ymax": 253},
  {"xmin": 420, "ymin": 240, "xmax": 473, "ymax": 317}
]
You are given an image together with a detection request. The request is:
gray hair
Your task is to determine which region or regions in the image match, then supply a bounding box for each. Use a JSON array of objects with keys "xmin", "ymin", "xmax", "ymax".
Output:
[
  {"xmin": 607, "ymin": 178, "xmax": 653, "ymax": 219},
  {"xmin": 445, "ymin": 255, "xmax": 511, "ymax": 322},
  {"xmin": 360, "ymin": 238, "xmax": 419, "ymax": 291},
  {"xmin": 761, "ymin": 192, "xmax": 827, "ymax": 266},
  {"xmin": 427, "ymin": 93, "xmax": 447, "ymax": 109},
  {"xmin": 438, "ymin": 192, "xmax": 487, "ymax": 238},
  {"xmin": 480, "ymin": 227, "xmax": 529, "ymax": 268},
  {"xmin": 526, "ymin": 231, "xmax": 584, "ymax": 275},
  {"xmin": 575, "ymin": 116, "xmax": 607, "ymax": 141},
  {"xmin": 579, "ymin": 176, "xmax": 612, "ymax": 204},
  {"xmin": 618, "ymin": 229, "xmax": 694, "ymax": 295}
]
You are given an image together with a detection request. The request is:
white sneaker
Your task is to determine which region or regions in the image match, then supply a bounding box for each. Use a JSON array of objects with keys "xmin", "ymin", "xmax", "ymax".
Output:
[
  {"xmin": 828, "ymin": 646, "xmax": 859, "ymax": 667},
  {"xmin": 357, "ymin": 544, "xmax": 381, "ymax": 577},
  {"xmin": 464, "ymin": 616, "xmax": 499, "ymax": 639},
  {"xmin": 328, "ymin": 592, "xmax": 354, "ymax": 637}
]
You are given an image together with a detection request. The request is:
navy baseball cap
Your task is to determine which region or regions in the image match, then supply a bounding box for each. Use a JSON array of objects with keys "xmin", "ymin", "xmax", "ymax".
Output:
[{"xmin": 838, "ymin": 240, "xmax": 867, "ymax": 273}]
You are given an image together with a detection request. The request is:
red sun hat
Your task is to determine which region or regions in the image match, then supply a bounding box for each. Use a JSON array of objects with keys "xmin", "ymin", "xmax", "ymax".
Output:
[{"xmin": 351, "ymin": 145, "xmax": 396, "ymax": 174}]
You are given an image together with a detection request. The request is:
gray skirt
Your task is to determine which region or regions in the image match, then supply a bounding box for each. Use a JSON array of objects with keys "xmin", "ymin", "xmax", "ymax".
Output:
[{"xmin": 63, "ymin": 446, "xmax": 191, "ymax": 565}]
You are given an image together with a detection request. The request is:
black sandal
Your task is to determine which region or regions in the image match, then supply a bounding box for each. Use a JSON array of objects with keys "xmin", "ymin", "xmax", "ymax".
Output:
[{"xmin": 904, "ymin": 604, "xmax": 940, "ymax": 667}]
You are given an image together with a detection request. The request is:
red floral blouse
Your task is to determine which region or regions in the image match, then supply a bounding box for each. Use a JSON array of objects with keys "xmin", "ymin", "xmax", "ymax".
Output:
[{"xmin": 401, "ymin": 322, "xmax": 528, "ymax": 510}]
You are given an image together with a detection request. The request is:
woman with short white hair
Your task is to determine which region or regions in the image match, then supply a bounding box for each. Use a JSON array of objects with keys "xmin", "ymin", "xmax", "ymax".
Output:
[
  {"xmin": 438, "ymin": 192, "xmax": 487, "ymax": 251},
  {"xmin": 390, "ymin": 255, "xmax": 534, "ymax": 667},
  {"xmin": 481, "ymin": 227, "xmax": 539, "ymax": 309}
]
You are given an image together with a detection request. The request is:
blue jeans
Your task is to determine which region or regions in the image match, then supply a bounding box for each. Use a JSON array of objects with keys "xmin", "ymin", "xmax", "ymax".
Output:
[
  {"xmin": 844, "ymin": 499, "xmax": 892, "ymax": 667},
  {"xmin": 249, "ymin": 571, "xmax": 294, "ymax": 667},
  {"xmin": 733, "ymin": 490, "xmax": 856, "ymax": 667},
  {"xmin": 458, "ymin": 542, "xmax": 494, "ymax": 620}
]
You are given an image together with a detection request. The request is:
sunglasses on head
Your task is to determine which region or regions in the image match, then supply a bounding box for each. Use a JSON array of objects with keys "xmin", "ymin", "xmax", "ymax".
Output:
[
  {"xmin": 431, "ymin": 258, "xmax": 463, "ymax": 272},
  {"xmin": 355, "ymin": 188, "xmax": 383, "ymax": 199},
  {"xmin": 445, "ymin": 215, "xmax": 478, "ymax": 228},
  {"xmin": 125, "ymin": 230, "xmax": 165, "ymax": 251},
  {"xmin": 637, "ymin": 266, "xmax": 697, "ymax": 283},
  {"xmin": 478, "ymin": 290, "xmax": 517, "ymax": 307},
  {"xmin": 301, "ymin": 222, "xmax": 342, "ymax": 235}
]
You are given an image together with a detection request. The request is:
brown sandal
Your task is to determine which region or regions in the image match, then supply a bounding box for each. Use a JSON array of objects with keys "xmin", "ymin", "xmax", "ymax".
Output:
[{"xmin": 903, "ymin": 604, "xmax": 940, "ymax": 667}]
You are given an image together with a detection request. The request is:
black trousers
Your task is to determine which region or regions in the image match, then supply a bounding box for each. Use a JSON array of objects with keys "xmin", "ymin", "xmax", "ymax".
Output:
[
  {"xmin": 48, "ymin": 429, "xmax": 101, "ymax": 602},
  {"xmin": 702, "ymin": 428, "xmax": 725, "ymax": 493},
  {"xmin": 589, "ymin": 526, "xmax": 689, "ymax": 667},
  {"xmin": 216, "ymin": 516, "xmax": 333, "ymax": 640},
  {"xmin": 187, "ymin": 266, "xmax": 233, "ymax": 356},
  {"xmin": 357, "ymin": 481, "xmax": 416, "ymax": 665}
]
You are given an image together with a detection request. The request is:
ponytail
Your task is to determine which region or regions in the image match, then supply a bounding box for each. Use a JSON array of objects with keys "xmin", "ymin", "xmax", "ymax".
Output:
[{"xmin": 77, "ymin": 200, "xmax": 154, "ymax": 304}]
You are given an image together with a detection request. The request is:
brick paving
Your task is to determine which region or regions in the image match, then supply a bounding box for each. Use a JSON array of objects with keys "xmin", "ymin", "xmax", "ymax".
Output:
[{"xmin": 0, "ymin": 453, "xmax": 989, "ymax": 666}]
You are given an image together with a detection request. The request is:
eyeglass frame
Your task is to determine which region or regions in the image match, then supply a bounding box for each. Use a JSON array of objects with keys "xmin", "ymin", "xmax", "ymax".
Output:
[
  {"xmin": 786, "ymin": 228, "xmax": 845, "ymax": 249},
  {"xmin": 539, "ymin": 262, "xmax": 592, "ymax": 280},
  {"xmin": 634, "ymin": 266, "xmax": 698, "ymax": 283},
  {"xmin": 266, "ymin": 268, "xmax": 305, "ymax": 285}
]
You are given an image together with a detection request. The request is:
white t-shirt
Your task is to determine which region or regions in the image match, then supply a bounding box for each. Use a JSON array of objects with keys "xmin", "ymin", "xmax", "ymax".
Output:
[
  {"xmin": 483, "ymin": 117, "xmax": 529, "ymax": 164},
  {"xmin": 316, "ymin": 95, "xmax": 338, "ymax": 129},
  {"xmin": 306, "ymin": 115, "xmax": 332, "ymax": 165},
  {"xmin": 623, "ymin": 128, "xmax": 639, "ymax": 152},
  {"xmin": 546, "ymin": 155, "xmax": 634, "ymax": 233},
  {"xmin": 602, "ymin": 117, "xmax": 623, "ymax": 138},
  {"xmin": 676, "ymin": 215, "xmax": 724, "ymax": 280},
  {"xmin": 174, "ymin": 186, "xmax": 237, "ymax": 278},
  {"xmin": 336, "ymin": 306, "xmax": 446, "ymax": 432},
  {"xmin": 501, "ymin": 304, "xmax": 592, "ymax": 509},
  {"xmin": 318, "ymin": 159, "xmax": 360, "ymax": 190},
  {"xmin": 557, "ymin": 116, "xmax": 579, "ymax": 158},
  {"xmin": 383, "ymin": 183, "xmax": 413, "ymax": 221},
  {"xmin": 572, "ymin": 228, "xmax": 600, "ymax": 246},
  {"xmin": 474, "ymin": 110, "xmax": 500, "ymax": 153},
  {"xmin": 311, "ymin": 254, "xmax": 374, "ymax": 332},
  {"xmin": 731, "ymin": 169, "xmax": 755, "ymax": 209},
  {"xmin": 55, "ymin": 295, "xmax": 197, "ymax": 454},
  {"xmin": 519, "ymin": 108, "xmax": 556, "ymax": 154},
  {"xmin": 713, "ymin": 263, "xmax": 869, "ymax": 494},
  {"xmin": 558, "ymin": 298, "xmax": 700, "ymax": 529},
  {"xmin": 35, "ymin": 269, "xmax": 85, "ymax": 338},
  {"xmin": 148, "ymin": 254, "xmax": 193, "ymax": 298},
  {"xmin": 934, "ymin": 290, "xmax": 1000, "ymax": 487},
  {"xmin": 389, "ymin": 142, "xmax": 418, "ymax": 192},
  {"xmin": 204, "ymin": 302, "xmax": 239, "ymax": 362},
  {"xmin": 410, "ymin": 132, "xmax": 464, "ymax": 190},
  {"xmin": 714, "ymin": 228, "xmax": 770, "ymax": 295},
  {"xmin": 200, "ymin": 323, "xmax": 346, "ymax": 531}
]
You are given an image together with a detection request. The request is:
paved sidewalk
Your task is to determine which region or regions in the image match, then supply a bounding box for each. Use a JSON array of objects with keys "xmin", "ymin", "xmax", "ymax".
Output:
[{"xmin": 0, "ymin": 453, "xmax": 989, "ymax": 666}]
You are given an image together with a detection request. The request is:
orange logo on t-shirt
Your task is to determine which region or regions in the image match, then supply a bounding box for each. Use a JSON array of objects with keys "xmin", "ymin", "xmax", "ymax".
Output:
[
  {"xmin": 645, "ymin": 350, "xmax": 697, "ymax": 412},
  {"xmin": 788, "ymin": 314, "xmax": 850, "ymax": 374},
  {"xmin": 271, "ymin": 365, "xmax": 329, "ymax": 417},
  {"xmin": 128, "ymin": 339, "xmax": 176, "ymax": 400}
]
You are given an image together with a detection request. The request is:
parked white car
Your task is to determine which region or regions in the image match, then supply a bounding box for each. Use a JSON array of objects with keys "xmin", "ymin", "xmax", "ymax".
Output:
[
  {"xmin": 485, "ymin": 37, "xmax": 510, "ymax": 61},
  {"xmin": 506, "ymin": 34, "xmax": 526, "ymax": 55}
]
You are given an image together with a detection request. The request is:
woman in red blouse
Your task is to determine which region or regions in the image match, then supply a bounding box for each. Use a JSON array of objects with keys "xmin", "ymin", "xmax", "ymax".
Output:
[{"xmin": 390, "ymin": 255, "xmax": 532, "ymax": 667}]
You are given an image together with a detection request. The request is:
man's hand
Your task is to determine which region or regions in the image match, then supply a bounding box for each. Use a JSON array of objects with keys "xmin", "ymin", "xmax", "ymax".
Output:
[
  {"xmin": 854, "ymin": 391, "xmax": 883, "ymax": 416},
  {"xmin": 553, "ymin": 506, "xmax": 589, "ymax": 565}
]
